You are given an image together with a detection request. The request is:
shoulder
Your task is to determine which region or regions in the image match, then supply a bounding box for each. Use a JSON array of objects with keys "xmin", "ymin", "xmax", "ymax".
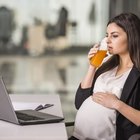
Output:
[
  {"xmin": 130, "ymin": 66, "xmax": 140, "ymax": 78},
  {"xmin": 125, "ymin": 66, "xmax": 140, "ymax": 87}
]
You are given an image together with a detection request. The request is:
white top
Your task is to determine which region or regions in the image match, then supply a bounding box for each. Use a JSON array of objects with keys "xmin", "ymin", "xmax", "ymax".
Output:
[{"xmin": 73, "ymin": 66, "xmax": 131, "ymax": 140}]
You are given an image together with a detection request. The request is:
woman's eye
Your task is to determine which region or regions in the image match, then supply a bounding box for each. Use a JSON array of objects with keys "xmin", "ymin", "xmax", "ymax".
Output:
[{"xmin": 112, "ymin": 35, "xmax": 118, "ymax": 38}]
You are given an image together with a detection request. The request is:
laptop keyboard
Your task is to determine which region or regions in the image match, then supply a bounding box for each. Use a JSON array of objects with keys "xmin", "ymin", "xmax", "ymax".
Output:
[{"xmin": 16, "ymin": 112, "xmax": 42, "ymax": 121}]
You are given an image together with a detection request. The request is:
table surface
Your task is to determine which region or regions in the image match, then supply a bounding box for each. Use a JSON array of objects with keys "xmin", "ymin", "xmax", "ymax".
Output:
[{"xmin": 0, "ymin": 94, "xmax": 68, "ymax": 140}]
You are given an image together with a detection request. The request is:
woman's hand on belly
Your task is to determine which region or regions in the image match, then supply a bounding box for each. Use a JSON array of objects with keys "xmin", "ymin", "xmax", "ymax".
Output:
[{"xmin": 92, "ymin": 92, "xmax": 119, "ymax": 109}]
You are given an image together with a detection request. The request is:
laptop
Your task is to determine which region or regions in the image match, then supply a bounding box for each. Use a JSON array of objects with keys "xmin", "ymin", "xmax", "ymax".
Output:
[{"xmin": 0, "ymin": 77, "xmax": 64, "ymax": 125}]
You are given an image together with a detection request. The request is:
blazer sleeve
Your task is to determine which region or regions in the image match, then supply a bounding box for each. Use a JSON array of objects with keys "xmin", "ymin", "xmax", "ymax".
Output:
[
  {"xmin": 75, "ymin": 83, "xmax": 93, "ymax": 109},
  {"xmin": 74, "ymin": 68, "xmax": 100, "ymax": 109}
]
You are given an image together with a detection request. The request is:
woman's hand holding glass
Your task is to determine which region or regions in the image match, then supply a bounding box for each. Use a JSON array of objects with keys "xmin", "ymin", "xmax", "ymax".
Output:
[
  {"xmin": 88, "ymin": 38, "xmax": 107, "ymax": 67},
  {"xmin": 88, "ymin": 44, "xmax": 100, "ymax": 67}
]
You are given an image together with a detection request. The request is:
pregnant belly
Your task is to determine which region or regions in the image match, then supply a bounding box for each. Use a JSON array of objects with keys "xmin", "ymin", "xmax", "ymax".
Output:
[
  {"xmin": 74, "ymin": 96, "xmax": 116, "ymax": 140},
  {"xmin": 76, "ymin": 96, "xmax": 115, "ymax": 121}
]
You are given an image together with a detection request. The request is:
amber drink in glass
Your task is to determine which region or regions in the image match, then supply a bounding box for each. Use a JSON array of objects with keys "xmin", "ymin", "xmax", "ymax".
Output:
[{"xmin": 90, "ymin": 38, "xmax": 107, "ymax": 67}]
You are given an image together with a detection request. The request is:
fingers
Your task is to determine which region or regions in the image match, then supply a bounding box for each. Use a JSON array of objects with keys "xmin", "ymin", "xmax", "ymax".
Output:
[
  {"xmin": 88, "ymin": 43, "xmax": 100, "ymax": 60},
  {"xmin": 92, "ymin": 93, "xmax": 103, "ymax": 102}
]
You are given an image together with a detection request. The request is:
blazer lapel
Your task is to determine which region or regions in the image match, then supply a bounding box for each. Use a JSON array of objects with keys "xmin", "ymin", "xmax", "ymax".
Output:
[
  {"xmin": 116, "ymin": 67, "xmax": 140, "ymax": 118},
  {"xmin": 120, "ymin": 67, "xmax": 140, "ymax": 103}
]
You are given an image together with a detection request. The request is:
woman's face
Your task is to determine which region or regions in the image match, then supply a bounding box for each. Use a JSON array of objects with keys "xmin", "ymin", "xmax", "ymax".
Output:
[{"xmin": 106, "ymin": 23, "xmax": 128, "ymax": 55}]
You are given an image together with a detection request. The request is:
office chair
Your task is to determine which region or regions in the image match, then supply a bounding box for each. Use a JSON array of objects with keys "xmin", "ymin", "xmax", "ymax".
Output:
[
  {"xmin": 128, "ymin": 134, "xmax": 140, "ymax": 140},
  {"xmin": 0, "ymin": 6, "xmax": 15, "ymax": 46}
]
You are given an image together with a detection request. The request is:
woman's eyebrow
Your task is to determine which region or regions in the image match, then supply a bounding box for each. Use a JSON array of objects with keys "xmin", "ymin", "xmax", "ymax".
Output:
[
  {"xmin": 111, "ymin": 31, "xmax": 119, "ymax": 34},
  {"xmin": 106, "ymin": 31, "xmax": 119, "ymax": 35}
]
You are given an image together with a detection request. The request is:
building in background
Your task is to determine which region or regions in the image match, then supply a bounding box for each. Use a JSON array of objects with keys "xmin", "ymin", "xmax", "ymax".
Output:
[{"xmin": 0, "ymin": 0, "xmax": 110, "ymax": 55}]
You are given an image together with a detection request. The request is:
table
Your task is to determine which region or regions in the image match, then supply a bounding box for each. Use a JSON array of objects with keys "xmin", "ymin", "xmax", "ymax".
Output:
[{"xmin": 0, "ymin": 94, "xmax": 68, "ymax": 140}]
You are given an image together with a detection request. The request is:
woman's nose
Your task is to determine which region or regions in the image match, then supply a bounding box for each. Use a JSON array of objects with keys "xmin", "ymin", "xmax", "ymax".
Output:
[{"xmin": 106, "ymin": 37, "xmax": 111, "ymax": 44}]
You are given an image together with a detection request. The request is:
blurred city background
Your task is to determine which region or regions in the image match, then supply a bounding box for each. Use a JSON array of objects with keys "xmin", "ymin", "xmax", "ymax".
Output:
[{"xmin": 0, "ymin": 0, "xmax": 140, "ymax": 137}]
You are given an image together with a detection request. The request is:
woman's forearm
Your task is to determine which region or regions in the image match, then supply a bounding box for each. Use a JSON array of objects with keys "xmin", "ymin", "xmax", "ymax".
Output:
[
  {"xmin": 81, "ymin": 65, "xmax": 96, "ymax": 89},
  {"xmin": 115, "ymin": 100, "xmax": 140, "ymax": 126}
]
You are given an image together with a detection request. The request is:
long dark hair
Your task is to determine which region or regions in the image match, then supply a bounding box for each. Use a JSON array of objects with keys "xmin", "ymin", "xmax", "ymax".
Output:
[{"xmin": 94, "ymin": 13, "xmax": 140, "ymax": 82}]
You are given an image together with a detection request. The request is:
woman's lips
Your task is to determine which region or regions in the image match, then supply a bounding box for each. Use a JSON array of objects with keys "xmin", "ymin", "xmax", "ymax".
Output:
[
  {"xmin": 107, "ymin": 46, "xmax": 113, "ymax": 53},
  {"xmin": 107, "ymin": 46, "xmax": 113, "ymax": 50}
]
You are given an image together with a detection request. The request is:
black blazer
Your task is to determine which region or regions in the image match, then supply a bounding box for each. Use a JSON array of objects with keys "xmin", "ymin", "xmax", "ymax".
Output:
[{"xmin": 75, "ymin": 66, "xmax": 140, "ymax": 140}]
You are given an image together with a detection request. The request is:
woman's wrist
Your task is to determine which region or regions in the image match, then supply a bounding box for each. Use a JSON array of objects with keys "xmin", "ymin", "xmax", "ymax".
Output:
[
  {"xmin": 88, "ymin": 65, "xmax": 97, "ymax": 71},
  {"xmin": 114, "ymin": 99, "xmax": 123, "ymax": 111}
]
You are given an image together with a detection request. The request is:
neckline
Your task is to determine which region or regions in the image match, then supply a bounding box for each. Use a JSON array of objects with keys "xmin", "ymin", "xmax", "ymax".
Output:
[{"xmin": 115, "ymin": 66, "xmax": 132, "ymax": 77}]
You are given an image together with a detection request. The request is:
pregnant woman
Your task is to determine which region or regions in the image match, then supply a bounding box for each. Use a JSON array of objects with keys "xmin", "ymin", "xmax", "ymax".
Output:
[{"xmin": 69, "ymin": 13, "xmax": 140, "ymax": 140}]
